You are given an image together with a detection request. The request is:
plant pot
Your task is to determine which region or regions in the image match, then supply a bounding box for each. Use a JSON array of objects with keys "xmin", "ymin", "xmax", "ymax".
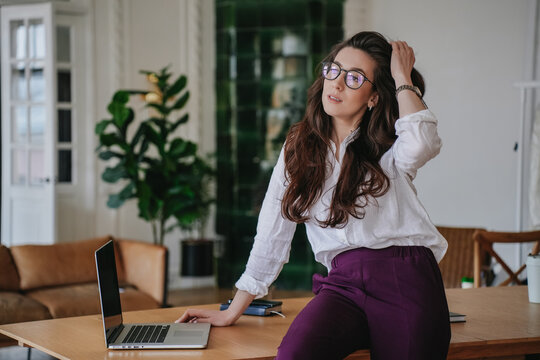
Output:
[{"xmin": 181, "ymin": 239, "xmax": 214, "ymax": 276}]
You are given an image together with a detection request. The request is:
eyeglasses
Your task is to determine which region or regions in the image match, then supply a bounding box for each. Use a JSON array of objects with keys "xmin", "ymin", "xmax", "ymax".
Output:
[{"xmin": 321, "ymin": 61, "xmax": 374, "ymax": 90}]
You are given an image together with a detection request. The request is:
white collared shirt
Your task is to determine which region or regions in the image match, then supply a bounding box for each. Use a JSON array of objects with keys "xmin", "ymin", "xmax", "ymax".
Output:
[{"xmin": 235, "ymin": 109, "xmax": 447, "ymax": 298}]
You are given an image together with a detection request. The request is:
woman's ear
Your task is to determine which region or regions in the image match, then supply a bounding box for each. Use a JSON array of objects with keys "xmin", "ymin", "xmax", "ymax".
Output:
[{"xmin": 369, "ymin": 93, "xmax": 379, "ymax": 108}]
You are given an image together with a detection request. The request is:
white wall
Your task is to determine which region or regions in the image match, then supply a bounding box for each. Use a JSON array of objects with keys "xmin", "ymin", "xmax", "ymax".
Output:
[
  {"xmin": 346, "ymin": 0, "xmax": 533, "ymax": 272},
  {"xmin": 365, "ymin": 0, "xmax": 531, "ymax": 231}
]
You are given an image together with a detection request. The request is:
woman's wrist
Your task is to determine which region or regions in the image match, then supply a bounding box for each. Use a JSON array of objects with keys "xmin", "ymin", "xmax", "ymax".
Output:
[
  {"xmin": 393, "ymin": 75, "xmax": 413, "ymax": 89},
  {"xmin": 223, "ymin": 308, "xmax": 242, "ymax": 325},
  {"xmin": 225, "ymin": 289, "xmax": 257, "ymax": 325}
]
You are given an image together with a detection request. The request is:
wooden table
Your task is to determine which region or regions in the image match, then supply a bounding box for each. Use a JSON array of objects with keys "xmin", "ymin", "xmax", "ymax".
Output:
[{"xmin": 1, "ymin": 286, "xmax": 539, "ymax": 360}]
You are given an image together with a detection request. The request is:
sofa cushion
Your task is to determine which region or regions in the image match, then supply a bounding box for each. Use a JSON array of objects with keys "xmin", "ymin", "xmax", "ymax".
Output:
[
  {"xmin": 119, "ymin": 286, "xmax": 161, "ymax": 312},
  {"xmin": 0, "ymin": 246, "xmax": 19, "ymax": 291},
  {"xmin": 0, "ymin": 291, "xmax": 51, "ymax": 324},
  {"xmin": 26, "ymin": 283, "xmax": 160, "ymax": 318},
  {"xmin": 10, "ymin": 236, "xmax": 112, "ymax": 291}
]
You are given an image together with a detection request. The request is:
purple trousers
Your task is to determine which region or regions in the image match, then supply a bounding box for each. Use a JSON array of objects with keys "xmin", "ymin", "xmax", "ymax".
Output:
[{"xmin": 276, "ymin": 246, "xmax": 451, "ymax": 360}]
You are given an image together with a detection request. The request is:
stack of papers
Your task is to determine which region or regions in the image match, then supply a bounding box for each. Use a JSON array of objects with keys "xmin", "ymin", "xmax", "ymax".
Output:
[{"xmin": 449, "ymin": 311, "xmax": 466, "ymax": 323}]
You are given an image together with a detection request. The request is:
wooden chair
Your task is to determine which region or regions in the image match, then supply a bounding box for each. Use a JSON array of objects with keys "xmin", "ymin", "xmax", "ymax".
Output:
[
  {"xmin": 472, "ymin": 229, "xmax": 540, "ymax": 287},
  {"xmin": 436, "ymin": 226, "xmax": 486, "ymax": 288}
]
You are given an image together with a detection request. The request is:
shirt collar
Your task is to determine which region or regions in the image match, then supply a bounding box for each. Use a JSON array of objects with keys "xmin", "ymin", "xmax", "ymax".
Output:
[{"xmin": 342, "ymin": 126, "xmax": 361, "ymax": 148}]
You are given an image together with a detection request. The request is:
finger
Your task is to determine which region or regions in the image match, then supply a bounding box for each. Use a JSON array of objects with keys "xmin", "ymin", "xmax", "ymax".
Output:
[
  {"xmin": 191, "ymin": 317, "xmax": 211, "ymax": 324},
  {"xmin": 175, "ymin": 309, "xmax": 200, "ymax": 323},
  {"xmin": 393, "ymin": 41, "xmax": 406, "ymax": 51}
]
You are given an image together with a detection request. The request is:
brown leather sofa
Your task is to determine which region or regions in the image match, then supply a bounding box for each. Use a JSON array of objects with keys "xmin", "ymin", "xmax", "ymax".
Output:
[{"xmin": 0, "ymin": 236, "xmax": 168, "ymax": 348}]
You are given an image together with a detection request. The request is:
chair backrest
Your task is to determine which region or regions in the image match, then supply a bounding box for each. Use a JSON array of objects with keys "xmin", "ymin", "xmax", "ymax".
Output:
[
  {"xmin": 472, "ymin": 229, "xmax": 540, "ymax": 287},
  {"xmin": 436, "ymin": 226, "xmax": 485, "ymax": 288}
]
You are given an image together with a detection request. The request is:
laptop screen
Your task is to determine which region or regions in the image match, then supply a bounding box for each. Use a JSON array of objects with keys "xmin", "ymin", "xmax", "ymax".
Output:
[{"xmin": 95, "ymin": 241, "xmax": 123, "ymax": 335}]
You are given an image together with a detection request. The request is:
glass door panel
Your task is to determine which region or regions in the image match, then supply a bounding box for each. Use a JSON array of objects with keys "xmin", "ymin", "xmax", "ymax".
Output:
[
  {"xmin": 30, "ymin": 106, "xmax": 45, "ymax": 144},
  {"xmin": 58, "ymin": 150, "xmax": 71, "ymax": 183},
  {"xmin": 56, "ymin": 26, "xmax": 70, "ymax": 62},
  {"xmin": 10, "ymin": 20, "xmax": 25, "ymax": 59},
  {"xmin": 29, "ymin": 62, "xmax": 45, "ymax": 101},
  {"xmin": 12, "ymin": 106, "xmax": 27, "ymax": 143},
  {"xmin": 11, "ymin": 63, "xmax": 26, "ymax": 100},
  {"xmin": 28, "ymin": 19, "xmax": 45, "ymax": 58},
  {"xmin": 57, "ymin": 69, "xmax": 71, "ymax": 102},
  {"xmin": 57, "ymin": 109, "xmax": 71, "ymax": 142}
]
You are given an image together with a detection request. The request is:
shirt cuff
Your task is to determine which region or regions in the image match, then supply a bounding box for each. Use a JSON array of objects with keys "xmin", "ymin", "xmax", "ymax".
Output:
[
  {"xmin": 396, "ymin": 109, "xmax": 437, "ymax": 124},
  {"xmin": 235, "ymin": 273, "xmax": 269, "ymax": 299}
]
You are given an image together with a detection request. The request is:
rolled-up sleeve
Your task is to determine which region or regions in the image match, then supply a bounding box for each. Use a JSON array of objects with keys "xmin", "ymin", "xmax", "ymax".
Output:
[
  {"xmin": 392, "ymin": 109, "xmax": 442, "ymax": 179},
  {"xmin": 235, "ymin": 147, "xmax": 297, "ymax": 298}
]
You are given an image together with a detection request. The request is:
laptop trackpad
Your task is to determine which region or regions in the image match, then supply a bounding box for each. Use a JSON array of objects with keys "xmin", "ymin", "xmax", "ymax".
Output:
[{"xmin": 166, "ymin": 323, "xmax": 210, "ymax": 345}]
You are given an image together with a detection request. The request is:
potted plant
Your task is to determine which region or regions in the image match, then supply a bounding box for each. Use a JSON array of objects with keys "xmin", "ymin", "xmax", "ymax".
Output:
[{"xmin": 95, "ymin": 66, "xmax": 215, "ymax": 276}]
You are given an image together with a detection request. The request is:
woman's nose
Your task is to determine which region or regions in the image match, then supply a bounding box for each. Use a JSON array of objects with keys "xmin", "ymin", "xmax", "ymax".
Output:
[{"xmin": 333, "ymin": 73, "xmax": 345, "ymax": 90}]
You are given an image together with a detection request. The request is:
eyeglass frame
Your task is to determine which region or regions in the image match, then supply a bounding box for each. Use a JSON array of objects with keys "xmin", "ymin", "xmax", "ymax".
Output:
[{"xmin": 321, "ymin": 61, "xmax": 375, "ymax": 90}]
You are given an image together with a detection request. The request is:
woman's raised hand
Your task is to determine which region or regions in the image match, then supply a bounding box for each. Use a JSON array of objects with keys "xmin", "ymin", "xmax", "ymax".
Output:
[{"xmin": 390, "ymin": 41, "xmax": 415, "ymax": 87}]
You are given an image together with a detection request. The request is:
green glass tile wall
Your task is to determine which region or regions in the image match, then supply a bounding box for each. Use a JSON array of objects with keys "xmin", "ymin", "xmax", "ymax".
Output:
[{"xmin": 215, "ymin": 0, "xmax": 344, "ymax": 290}]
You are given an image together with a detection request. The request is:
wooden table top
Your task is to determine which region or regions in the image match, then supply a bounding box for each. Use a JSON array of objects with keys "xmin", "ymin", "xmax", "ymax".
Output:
[{"xmin": 1, "ymin": 286, "xmax": 539, "ymax": 360}]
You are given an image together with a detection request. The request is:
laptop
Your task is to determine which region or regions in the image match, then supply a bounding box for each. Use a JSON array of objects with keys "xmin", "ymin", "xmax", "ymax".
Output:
[{"xmin": 95, "ymin": 240, "xmax": 211, "ymax": 349}]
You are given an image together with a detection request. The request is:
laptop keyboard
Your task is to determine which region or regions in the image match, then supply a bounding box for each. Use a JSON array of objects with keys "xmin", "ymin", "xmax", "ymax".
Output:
[{"xmin": 122, "ymin": 325, "xmax": 170, "ymax": 344}]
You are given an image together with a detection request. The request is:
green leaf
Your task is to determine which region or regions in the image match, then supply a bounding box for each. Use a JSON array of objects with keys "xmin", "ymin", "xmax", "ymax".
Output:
[
  {"xmin": 147, "ymin": 103, "xmax": 170, "ymax": 116},
  {"xmin": 136, "ymin": 139, "xmax": 150, "ymax": 162},
  {"xmin": 171, "ymin": 91, "xmax": 190, "ymax": 110},
  {"xmin": 142, "ymin": 123, "xmax": 164, "ymax": 149},
  {"xmin": 175, "ymin": 210, "xmax": 200, "ymax": 230},
  {"xmin": 99, "ymin": 133, "xmax": 124, "ymax": 147},
  {"xmin": 119, "ymin": 182, "xmax": 135, "ymax": 199},
  {"xmin": 126, "ymin": 90, "xmax": 147, "ymax": 96},
  {"xmin": 171, "ymin": 114, "xmax": 189, "ymax": 132},
  {"xmin": 106, "ymin": 182, "xmax": 135, "ymax": 208},
  {"xmin": 98, "ymin": 150, "xmax": 121, "ymax": 160},
  {"xmin": 169, "ymin": 138, "xmax": 187, "ymax": 157},
  {"xmin": 107, "ymin": 101, "xmax": 130, "ymax": 127},
  {"xmin": 102, "ymin": 164, "xmax": 128, "ymax": 183},
  {"xmin": 95, "ymin": 120, "xmax": 111, "ymax": 135},
  {"xmin": 183, "ymin": 141, "xmax": 198, "ymax": 157},
  {"xmin": 164, "ymin": 75, "xmax": 187, "ymax": 99},
  {"xmin": 120, "ymin": 109, "xmax": 135, "ymax": 135},
  {"xmin": 149, "ymin": 118, "xmax": 168, "ymax": 137},
  {"xmin": 164, "ymin": 198, "xmax": 195, "ymax": 219},
  {"xmin": 137, "ymin": 182, "xmax": 160, "ymax": 221},
  {"xmin": 130, "ymin": 125, "xmax": 146, "ymax": 148},
  {"xmin": 112, "ymin": 90, "xmax": 130, "ymax": 104},
  {"xmin": 107, "ymin": 193, "xmax": 125, "ymax": 208}
]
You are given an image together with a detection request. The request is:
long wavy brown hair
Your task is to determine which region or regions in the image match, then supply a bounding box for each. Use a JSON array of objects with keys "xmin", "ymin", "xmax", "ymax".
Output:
[{"xmin": 281, "ymin": 31, "xmax": 425, "ymax": 227}]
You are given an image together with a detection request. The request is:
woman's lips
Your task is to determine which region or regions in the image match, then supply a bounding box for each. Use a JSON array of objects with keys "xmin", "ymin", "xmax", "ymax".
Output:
[{"xmin": 327, "ymin": 94, "xmax": 342, "ymax": 103}]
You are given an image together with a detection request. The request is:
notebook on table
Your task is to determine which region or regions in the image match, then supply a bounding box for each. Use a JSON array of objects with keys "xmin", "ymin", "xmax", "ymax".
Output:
[
  {"xmin": 449, "ymin": 311, "xmax": 466, "ymax": 323},
  {"xmin": 95, "ymin": 240, "xmax": 210, "ymax": 349}
]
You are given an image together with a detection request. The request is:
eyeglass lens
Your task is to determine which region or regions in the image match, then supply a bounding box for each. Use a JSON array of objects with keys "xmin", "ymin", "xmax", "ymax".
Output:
[{"xmin": 322, "ymin": 62, "xmax": 365, "ymax": 89}]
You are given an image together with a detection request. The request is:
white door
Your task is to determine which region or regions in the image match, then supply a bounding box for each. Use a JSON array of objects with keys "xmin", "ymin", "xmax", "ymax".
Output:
[{"xmin": 1, "ymin": 3, "xmax": 56, "ymax": 246}]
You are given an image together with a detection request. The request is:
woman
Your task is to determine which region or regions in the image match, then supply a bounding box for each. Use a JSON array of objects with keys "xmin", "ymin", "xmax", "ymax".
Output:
[{"xmin": 177, "ymin": 31, "xmax": 451, "ymax": 360}]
